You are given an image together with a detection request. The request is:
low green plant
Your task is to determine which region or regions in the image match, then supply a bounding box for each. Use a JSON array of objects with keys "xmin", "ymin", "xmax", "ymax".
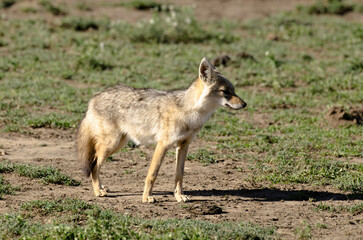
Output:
[
  {"xmin": 316, "ymin": 222, "xmax": 328, "ymax": 229},
  {"xmin": 21, "ymin": 7, "xmax": 38, "ymax": 13},
  {"xmin": 27, "ymin": 113, "xmax": 77, "ymax": 129},
  {"xmin": 294, "ymin": 221, "xmax": 312, "ymax": 240},
  {"xmin": 39, "ymin": 0, "xmax": 67, "ymax": 16},
  {"xmin": 316, "ymin": 202, "xmax": 363, "ymax": 214},
  {"xmin": 0, "ymin": 175, "xmax": 19, "ymax": 199},
  {"xmin": 120, "ymin": 0, "xmax": 165, "ymax": 11},
  {"xmin": 344, "ymin": 58, "xmax": 363, "ymax": 73},
  {"xmin": 298, "ymin": 0, "xmax": 355, "ymax": 15},
  {"xmin": 21, "ymin": 199, "xmax": 95, "ymax": 215},
  {"xmin": 187, "ymin": 148, "xmax": 217, "ymax": 165},
  {"xmin": 0, "ymin": 161, "xmax": 80, "ymax": 186},
  {"xmin": 125, "ymin": 8, "xmax": 236, "ymax": 43},
  {"xmin": 60, "ymin": 17, "xmax": 105, "ymax": 31},
  {"xmin": 76, "ymin": 2, "xmax": 92, "ymax": 11}
]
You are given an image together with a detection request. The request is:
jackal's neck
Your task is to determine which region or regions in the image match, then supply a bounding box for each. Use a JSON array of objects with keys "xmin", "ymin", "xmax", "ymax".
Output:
[{"xmin": 183, "ymin": 78, "xmax": 218, "ymax": 113}]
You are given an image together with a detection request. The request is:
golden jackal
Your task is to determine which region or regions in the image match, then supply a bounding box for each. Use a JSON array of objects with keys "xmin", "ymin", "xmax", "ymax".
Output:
[{"xmin": 77, "ymin": 57, "xmax": 247, "ymax": 203}]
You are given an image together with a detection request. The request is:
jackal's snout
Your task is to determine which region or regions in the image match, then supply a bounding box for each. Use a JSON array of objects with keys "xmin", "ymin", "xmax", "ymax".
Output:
[{"xmin": 226, "ymin": 95, "xmax": 247, "ymax": 110}]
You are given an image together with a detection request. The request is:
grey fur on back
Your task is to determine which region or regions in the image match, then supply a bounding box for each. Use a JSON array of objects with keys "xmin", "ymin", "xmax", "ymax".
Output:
[{"xmin": 92, "ymin": 84, "xmax": 186, "ymax": 118}]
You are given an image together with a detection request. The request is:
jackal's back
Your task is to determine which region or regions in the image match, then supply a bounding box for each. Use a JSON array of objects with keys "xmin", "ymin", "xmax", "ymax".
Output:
[{"xmin": 88, "ymin": 84, "xmax": 186, "ymax": 145}]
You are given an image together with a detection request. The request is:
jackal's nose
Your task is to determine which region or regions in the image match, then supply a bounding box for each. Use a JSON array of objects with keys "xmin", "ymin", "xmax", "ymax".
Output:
[{"xmin": 242, "ymin": 102, "xmax": 247, "ymax": 108}]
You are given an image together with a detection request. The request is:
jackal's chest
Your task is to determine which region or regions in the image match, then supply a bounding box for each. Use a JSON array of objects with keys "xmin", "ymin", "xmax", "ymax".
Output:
[{"xmin": 167, "ymin": 110, "xmax": 213, "ymax": 142}]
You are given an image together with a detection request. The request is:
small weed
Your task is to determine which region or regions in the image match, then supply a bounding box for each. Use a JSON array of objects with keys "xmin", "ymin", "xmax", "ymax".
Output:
[
  {"xmin": 21, "ymin": 199, "xmax": 95, "ymax": 215},
  {"xmin": 298, "ymin": 0, "xmax": 354, "ymax": 15},
  {"xmin": 39, "ymin": 0, "xmax": 67, "ymax": 16},
  {"xmin": 0, "ymin": 175, "xmax": 19, "ymax": 199},
  {"xmin": 294, "ymin": 220, "xmax": 312, "ymax": 240},
  {"xmin": 0, "ymin": 161, "xmax": 80, "ymax": 186},
  {"xmin": 120, "ymin": 0, "xmax": 165, "ymax": 11},
  {"xmin": 106, "ymin": 156, "xmax": 114, "ymax": 162},
  {"xmin": 21, "ymin": 7, "xmax": 38, "ymax": 13},
  {"xmin": 344, "ymin": 58, "xmax": 363, "ymax": 73},
  {"xmin": 126, "ymin": 8, "xmax": 236, "ymax": 43},
  {"xmin": 87, "ymin": 57, "xmax": 114, "ymax": 71},
  {"xmin": 124, "ymin": 169, "xmax": 135, "ymax": 174},
  {"xmin": 0, "ymin": 39, "xmax": 7, "ymax": 47},
  {"xmin": 187, "ymin": 148, "xmax": 216, "ymax": 165},
  {"xmin": 60, "ymin": 17, "xmax": 103, "ymax": 31},
  {"xmin": 316, "ymin": 202, "xmax": 363, "ymax": 214},
  {"xmin": 355, "ymin": 3, "xmax": 363, "ymax": 13},
  {"xmin": 61, "ymin": 71, "xmax": 73, "ymax": 80},
  {"xmin": 76, "ymin": 2, "xmax": 92, "ymax": 11},
  {"xmin": 27, "ymin": 113, "xmax": 77, "ymax": 129},
  {"xmin": 316, "ymin": 222, "xmax": 328, "ymax": 229},
  {"xmin": 302, "ymin": 54, "xmax": 313, "ymax": 62}
]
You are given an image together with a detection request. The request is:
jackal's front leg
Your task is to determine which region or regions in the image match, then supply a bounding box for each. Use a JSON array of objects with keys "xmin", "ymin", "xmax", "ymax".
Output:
[
  {"xmin": 142, "ymin": 142, "xmax": 169, "ymax": 203},
  {"xmin": 174, "ymin": 140, "xmax": 190, "ymax": 202}
]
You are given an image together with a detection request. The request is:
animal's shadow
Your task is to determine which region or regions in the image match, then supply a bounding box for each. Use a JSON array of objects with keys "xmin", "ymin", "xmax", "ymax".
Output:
[
  {"xmin": 184, "ymin": 188, "xmax": 363, "ymax": 202},
  {"xmin": 104, "ymin": 188, "xmax": 362, "ymax": 202}
]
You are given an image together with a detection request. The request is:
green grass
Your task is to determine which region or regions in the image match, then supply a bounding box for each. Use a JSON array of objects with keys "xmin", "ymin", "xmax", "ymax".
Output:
[
  {"xmin": 118, "ymin": 0, "xmax": 166, "ymax": 11},
  {"xmin": 0, "ymin": 161, "xmax": 80, "ymax": 186},
  {"xmin": 0, "ymin": 199, "xmax": 277, "ymax": 239},
  {"xmin": 76, "ymin": 2, "xmax": 92, "ymax": 11},
  {"xmin": 39, "ymin": 0, "xmax": 67, "ymax": 16},
  {"xmin": 60, "ymin": 17, "xmax": 106, "ymax": 31},
  {"xmin": 297, "ymin": 0, "xmax": 356, "ymax": 15},
  {"xmin": 315, "ymin": 202, "xmax": 363, "ymax": 214},
  {"xmin": 294, "ymin": 220, "xmax": 312, "ymax": 240},
  {"xmin": 0, "ymin": 175, "xmax": 19, "ymax": 199},
  {"xmin": 124, "ymin": 8, "xmax": 237, "ymax": 43},
  {"xmin": 187, "ymin": 148, "xmax": 217, "ymax": 165}
]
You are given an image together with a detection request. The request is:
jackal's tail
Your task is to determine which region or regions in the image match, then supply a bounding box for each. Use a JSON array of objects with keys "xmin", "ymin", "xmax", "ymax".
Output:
[{"xmin": 77, "ymin": 119, "xmax": 96, "ymax": 177}]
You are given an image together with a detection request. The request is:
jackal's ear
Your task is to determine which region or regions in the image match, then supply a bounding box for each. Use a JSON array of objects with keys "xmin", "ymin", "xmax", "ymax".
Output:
[{"xmin": 199, "ymin": 57, "xmax": 217, "ymax": 85}]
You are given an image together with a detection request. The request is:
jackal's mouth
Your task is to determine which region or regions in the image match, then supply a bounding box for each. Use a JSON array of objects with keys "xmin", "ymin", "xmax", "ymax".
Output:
[
  {"xmin": 224, "ymin": 103, "xmax": 234, "ymax": 109},
  {"xmin": 224, "ymin": 102, "xmax": 247, "ymax": 110}
]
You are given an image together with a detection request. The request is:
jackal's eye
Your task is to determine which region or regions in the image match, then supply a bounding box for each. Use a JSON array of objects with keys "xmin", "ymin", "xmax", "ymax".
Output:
[{"xmin": 220, "ymin": 89, "xmax": 230, "ymax": 96}]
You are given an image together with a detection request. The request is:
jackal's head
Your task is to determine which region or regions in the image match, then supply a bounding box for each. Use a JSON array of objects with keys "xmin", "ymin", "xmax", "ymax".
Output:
[{"xmin": 198, "ymin": 57, "xmax": 247, "ymax": 110}]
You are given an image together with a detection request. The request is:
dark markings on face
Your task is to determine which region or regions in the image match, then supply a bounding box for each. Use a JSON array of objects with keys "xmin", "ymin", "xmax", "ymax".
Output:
[{"xmin": 210, "ymin": 75, "xmax": 236, "ymax": 100}]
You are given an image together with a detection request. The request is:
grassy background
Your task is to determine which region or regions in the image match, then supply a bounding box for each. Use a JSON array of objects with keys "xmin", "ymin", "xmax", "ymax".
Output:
[{"xmin": 0, "ymin": 0, "xmax": 362, "ymax": 238}]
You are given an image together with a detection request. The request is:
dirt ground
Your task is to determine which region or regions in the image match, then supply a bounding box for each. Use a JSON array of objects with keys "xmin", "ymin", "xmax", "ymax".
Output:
[{"xmin": 1, "ymin": 0, "xmax": 362, "ymax": 239}]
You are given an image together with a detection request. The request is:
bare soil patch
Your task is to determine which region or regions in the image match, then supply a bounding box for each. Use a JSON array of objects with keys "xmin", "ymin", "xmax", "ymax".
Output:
[{"xmin": 325, "ymin": 106, "xmax": 363, "ymax": 127}]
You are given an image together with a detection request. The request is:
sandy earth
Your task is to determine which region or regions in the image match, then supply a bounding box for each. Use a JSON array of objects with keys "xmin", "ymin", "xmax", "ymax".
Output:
[{"xmin": 0, "ymin": 0, "xmax": 362, "ymax": 239}]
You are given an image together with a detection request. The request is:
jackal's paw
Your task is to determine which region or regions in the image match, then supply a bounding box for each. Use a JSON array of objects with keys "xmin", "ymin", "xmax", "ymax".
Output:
[
  {"xmin": 101, "ymin": 185, "xmax": 109, "ymax": 192},
  {"xmin": 175, "ymin": 193, "xmax": 190, "ymax": 203},
  {"xmin": 95, "ymin": 187, "xmax": 108, "ymax": 197},
  {"xmin": 95, "ymin": 189, "xmax": 107, "ymax": 197},
  {"xmin": 142, "ymin": 196, "xmax": 156, "ymax": 203}
]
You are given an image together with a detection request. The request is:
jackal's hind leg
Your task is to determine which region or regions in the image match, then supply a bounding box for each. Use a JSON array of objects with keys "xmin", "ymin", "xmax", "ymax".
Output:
[{"xmin": 92, "ymin": 134, "xmax": 128, "ymax": 197}]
